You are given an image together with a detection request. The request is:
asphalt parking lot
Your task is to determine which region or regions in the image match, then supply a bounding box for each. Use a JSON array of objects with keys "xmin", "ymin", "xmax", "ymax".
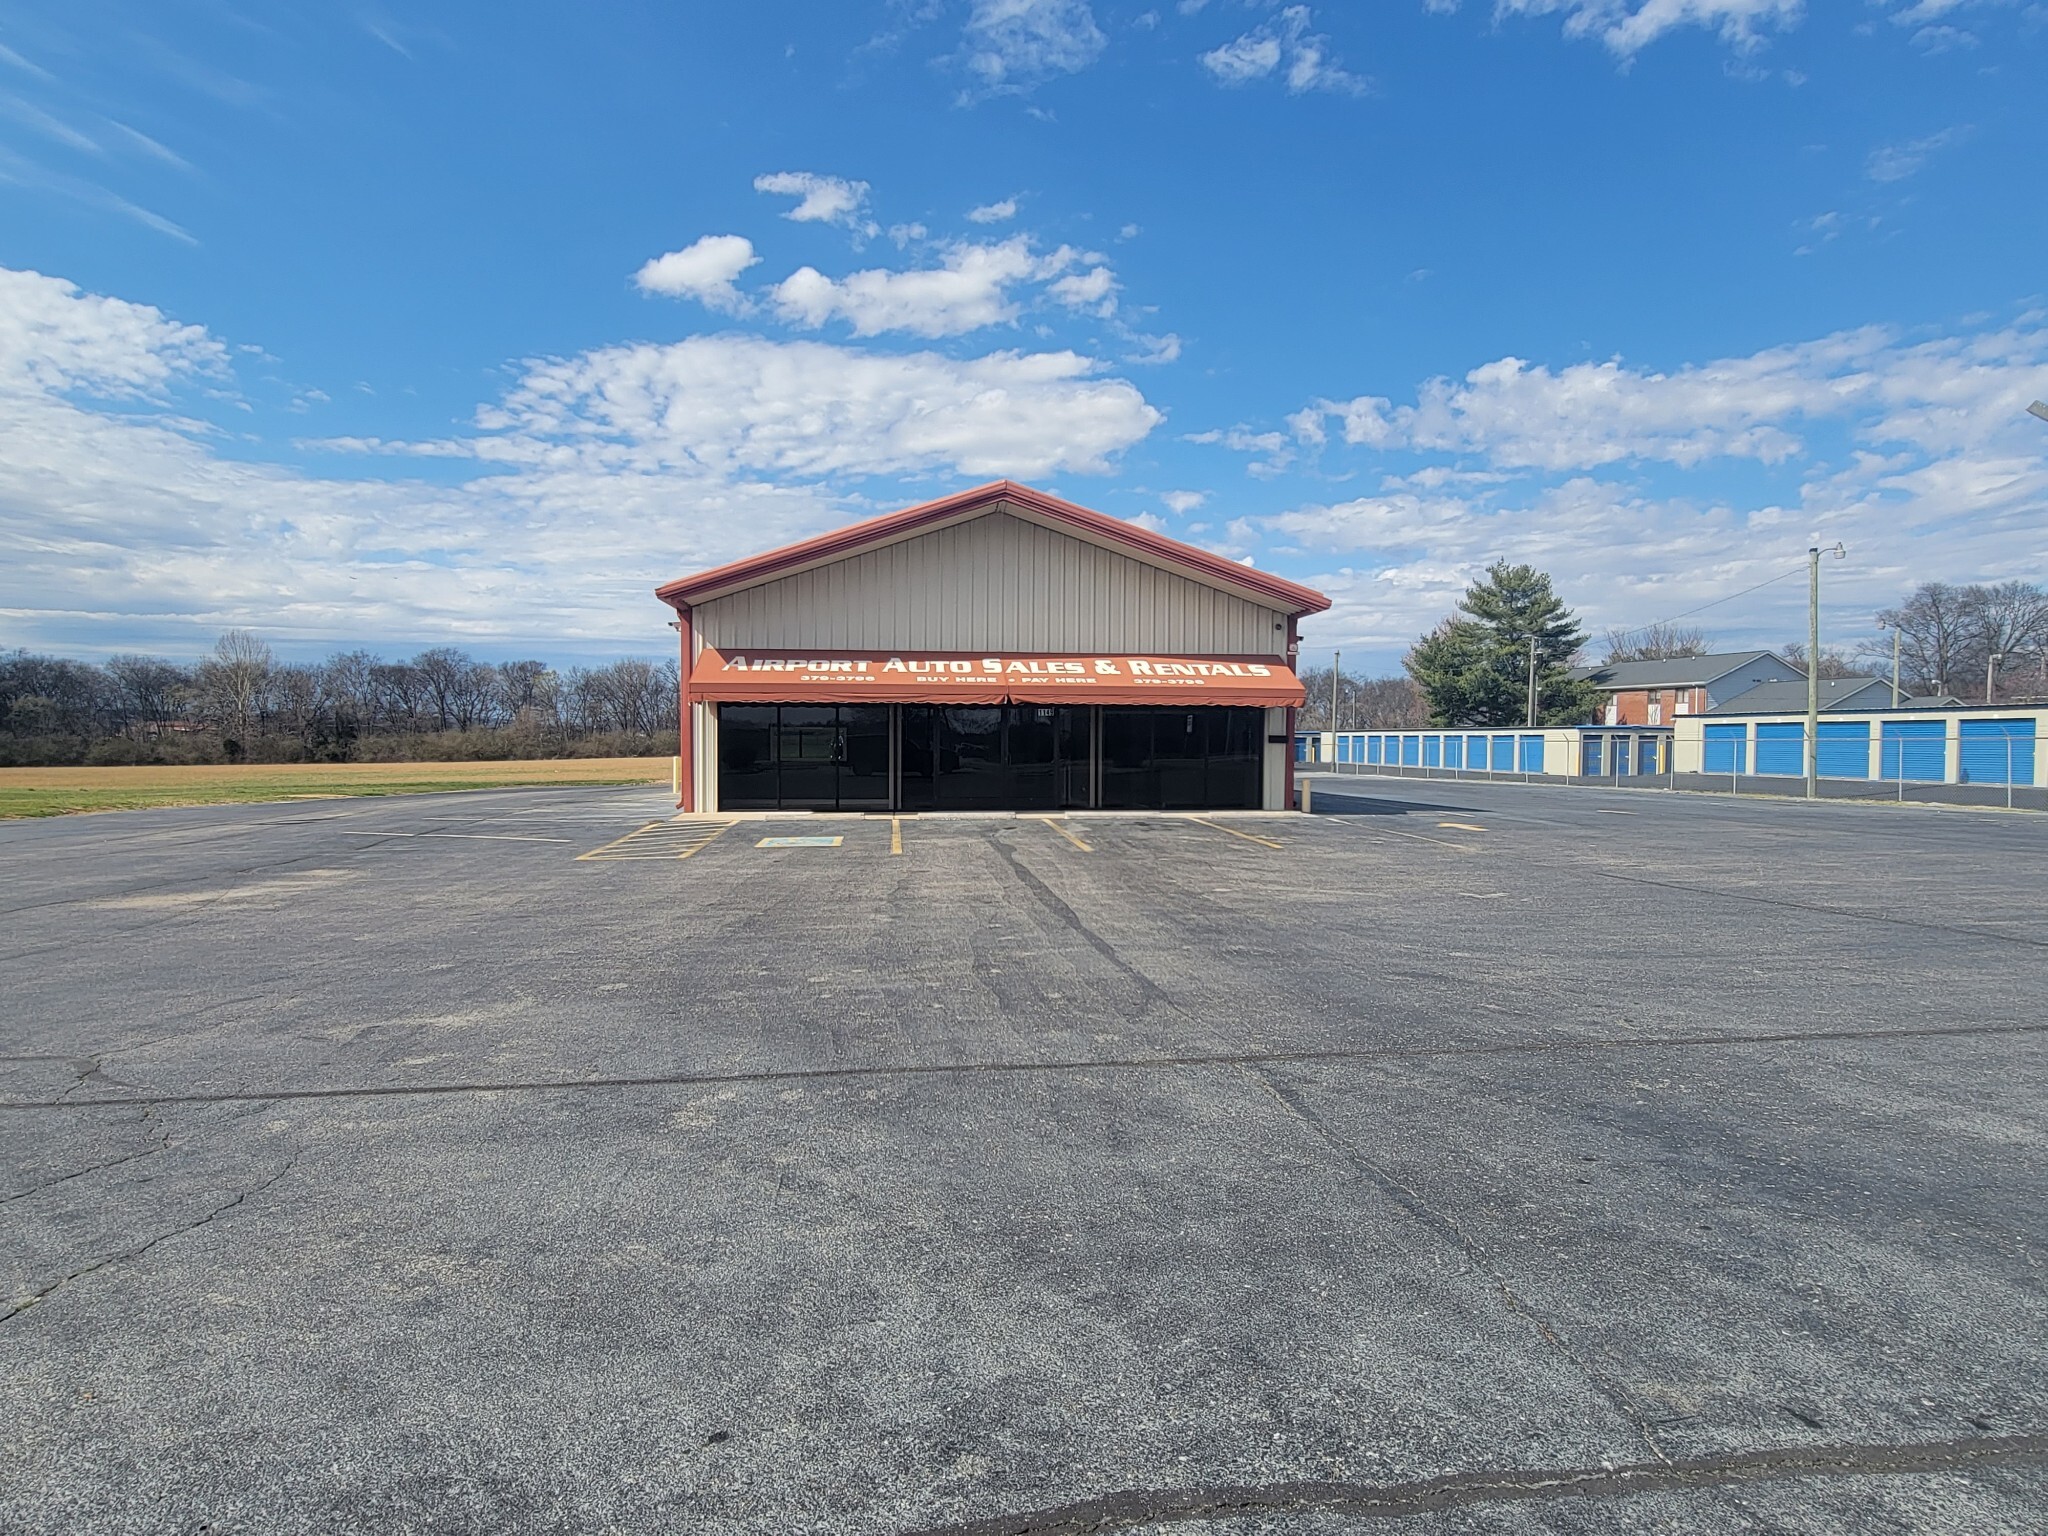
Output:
[{"xmin": 3, "ymin": 777, "xmax": 2044, "ymax": 1534}]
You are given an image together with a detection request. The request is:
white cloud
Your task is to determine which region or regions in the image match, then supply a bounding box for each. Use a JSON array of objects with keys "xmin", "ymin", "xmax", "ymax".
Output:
[
  {"xmin": 961, "ymin": 0, "xmax": 1107, "ymax": 90},
  {"xmin": 1866, "ymin": 125, "xmax": 1972, "ymax": 182},
  {"xmin": 966, "ymin": 197, "xmax": 1019, "ymax": 223},
  {"xmin": 1266, "ymin": 317, "xmax": 2048, "ymax": 653},
  {"xmin": 0, "ymin": 267, "xmax": 226, "ymax": 395},
  {"xmin": 1048, "ymin": 265, "xmax": 1116, "ymax": 315},
  {"xmin": 1201, "ymin": 6, "xmax": 1363, "ymax": 93},
  {"xmin": 0, "ymin": 265, "xmax": 1162, "ymax": 652},
  {"xmin": 632, "ymin": 234, "xmax": 759, "ymax": 312},
  {"xmin": 1201, "ymin": 31, "xmax": 1282, "ymax": 83},
  {"xmin": 1161, "ymin": 489, "xmax": 1206, "ymax": 515},
  {"xmin": 769, "ymin": 237, "xmax": 1060, "ymax": 338},
  {"xmin": 1488, "ymin": 0, "xmax": 1804, "ymax": 59},
  {"xmin": 753, "ymin": 171, "xmax": 873, "ymax": 229}
]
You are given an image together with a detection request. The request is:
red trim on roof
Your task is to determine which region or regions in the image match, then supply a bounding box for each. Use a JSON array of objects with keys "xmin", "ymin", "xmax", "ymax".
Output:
[{"xmin": 654, "ymin": 480, "xmax": 1331, "ymax": 616}]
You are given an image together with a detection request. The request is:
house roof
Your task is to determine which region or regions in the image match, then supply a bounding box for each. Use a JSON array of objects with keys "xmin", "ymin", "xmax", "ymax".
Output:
[
  {"xmin": 1571, "ymin": 650, "xmax": 1785, "ymax": 690},
  {"xmin": 654, "ymin": 480, "xmax": 1332, "ymax": 616},
  {"xmin": 1708, "ymin": 676, "xmax": 1892, "ymax": 714}
]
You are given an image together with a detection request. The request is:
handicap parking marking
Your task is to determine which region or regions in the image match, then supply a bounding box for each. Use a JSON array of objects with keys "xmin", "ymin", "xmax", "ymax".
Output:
[
  {"xmin": 577, "ymin": 820, "xmax": 737, "ymax": 861},
  {"xmin": 755, "ymin": 835, "xmax": 843, "ymax": 848}
]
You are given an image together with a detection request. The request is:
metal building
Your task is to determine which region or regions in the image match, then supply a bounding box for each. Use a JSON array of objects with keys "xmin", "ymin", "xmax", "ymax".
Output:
[{"xmin": 655, "ymin": 482, "xmax": 1330, "ymax": 813}]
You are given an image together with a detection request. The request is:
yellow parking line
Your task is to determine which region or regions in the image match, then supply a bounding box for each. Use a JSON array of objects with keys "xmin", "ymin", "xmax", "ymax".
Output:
[
  {"xmin": 676, "ymin": 822, "xmax": 735, "ymax": 859},
  {"xmin": 1043, "ymin": 817, "xmax": 1092, "ymax": 852},
  {"xmin": 575, "ymin": 821, "xmax": 665, "ymax": 861},
  {"xmin": 891, "ymin": 817, "xmax": 903, "ymax": 856},
  {"xmin": 1437, "ymin": 821, "xmax": 1486, "ymax": 832},
  {"xmin": 1191, "ymin": 817, "xmax": 1283, "ymax": 850}
]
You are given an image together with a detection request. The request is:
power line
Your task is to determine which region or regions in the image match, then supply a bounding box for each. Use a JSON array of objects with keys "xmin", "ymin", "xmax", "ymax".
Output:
[{"xmin": 1605, "ymin": 564, "xmax": 1808, "ymax": 642}]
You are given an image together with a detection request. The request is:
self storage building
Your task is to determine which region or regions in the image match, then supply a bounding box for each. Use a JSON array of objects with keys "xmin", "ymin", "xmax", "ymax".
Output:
[{"xmin": 655, "ymin": 481, "xmax": 1330, "ymax": 814}]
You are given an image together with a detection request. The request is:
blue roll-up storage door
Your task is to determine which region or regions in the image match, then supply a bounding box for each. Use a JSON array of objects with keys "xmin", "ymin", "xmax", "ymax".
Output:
[
  {"xmin": 1755, "ymin": 722, "xmax": 1805, "ymax": 777},
  {"xmin": 1423, "ymin": 735, "xmax": 1441, "ymax": 767},
  {"xmin": 1487, "ymin": 736, "xmax": 1510, "ymax": 771},
  {"xmin": 1365, "ymin": 735, "xmax": 1380, "ymax": 765},
  {"xmin": 1638, "ymin": 736, "xmax": 1659, "ymax": 774},
  {"xmin": 1444, "ymin": 736, "xmax": 1463, "ymax": 769},
  {"xmin": 1959, "ymin": 719, "xmax": 2034, "ymax": 784},
  {"xmin": 1613, "ymin": 736, "xmax": 1631, "ymax": 775},
  {"xmin": 1519, "ymin": 735, "xmax": 1544, "ymax": 772},
  {"xmin": 1399, "ymin": 734, "xmax": 1417, "ymax": 766},
  {"xmin": 1815, "ymin": 721, "xmax": 1870, "ymax": 779},
  {"xmin": 1581, "ymin": 736, "xmax": 1602, "ymax": 775},
  {"xmin": 1703, "ymin": 723, "xmax": 1746, "ymax": 774},
  {"xmin": 1880, "ymin": 719, "xmax": 1944, "ymax": 780}
]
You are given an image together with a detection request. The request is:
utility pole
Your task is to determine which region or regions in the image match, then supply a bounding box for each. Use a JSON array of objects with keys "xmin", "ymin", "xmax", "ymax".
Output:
[
  {"xmin": 1807, "ymin": 544, "xmax": 1820, "ymax": 800},
  {"xmin": 1525, "ymin": 634, "xmax": 1539, "ymax": 728},
  {"xmin": 1331, "ymin": 650, "xmax": 1341, "ymax": 733},
  {"xmin": 1987, "ymin": 652, "xmax": 2003, "ymax": 704},
  {"xmin": 1806, "ymin": 541, "xmax": 1845, "ymax": 799},
  {"xmin": 1889, "ymin": 624, "xmax": 1900, "ymax": 707}
]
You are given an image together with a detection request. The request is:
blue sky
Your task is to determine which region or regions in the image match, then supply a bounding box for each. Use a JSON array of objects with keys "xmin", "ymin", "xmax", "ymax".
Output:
[{"xmin": 1, "ymin": 0, "xmax": 2044, "ymax": 670}]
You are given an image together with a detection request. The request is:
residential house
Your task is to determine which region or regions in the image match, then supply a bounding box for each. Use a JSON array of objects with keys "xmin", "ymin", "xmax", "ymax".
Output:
[{"xmin": 1571, "ymin": 651, "xmax": 1804, "ymax": 726}]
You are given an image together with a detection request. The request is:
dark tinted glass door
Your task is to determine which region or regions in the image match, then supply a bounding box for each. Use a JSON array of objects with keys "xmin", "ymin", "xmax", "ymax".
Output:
[
  {"xmin": 776, "ymin": 706, "xmax": 839, "ymax": 807},
  {"xmin": 718, "ymin": 704, "xmax": 898, "ymax": 811},
  {"xmin": 900, "ymin": 704, "xmax": 1091, "ymax": 811},
  {"xmin": 838, "ymin": 705, "xmax": 891, "ymax": 808},
  {"xmin": 718, "ymin": 706, "xmax": 778, "ymax": 810},
  {"xmin": 1101, "ymin": 707, "xmax": 1262, "ymax": 809}
]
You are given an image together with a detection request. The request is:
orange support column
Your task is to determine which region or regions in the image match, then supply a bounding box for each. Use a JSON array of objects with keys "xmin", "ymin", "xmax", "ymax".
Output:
[
  {"xmin": 1284, "ymin": 616, "xmax": 1299, "ymax": 811},
  {"xmin": 675, "ymin": 605, "xmax": 695, "ymax": 811}
]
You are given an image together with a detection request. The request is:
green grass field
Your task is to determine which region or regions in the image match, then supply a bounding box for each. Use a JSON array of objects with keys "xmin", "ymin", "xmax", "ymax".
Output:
[{"xmin": 0, "ymin": 758, "xmax": 674, "ymax": 819}]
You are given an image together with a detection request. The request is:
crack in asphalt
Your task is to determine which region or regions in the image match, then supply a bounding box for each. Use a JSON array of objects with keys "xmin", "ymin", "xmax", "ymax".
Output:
[
  {"xmin": 0, "ymin": 1143, "xmax": 303, "ymax": 1325},
  {"xmin": 0, "ymin": 1124, "xmax": 172, "ymax": 1206},
  {"xmin": 1241, "ymin": 1062, "xmax": 1672, "ymax": 1466},
  {"xmin": 2, "ymin": 1019, "xmax": 2040, "ymax": 1112},
  {"xmin": 892, "ymin": 1432, "xmax": 2048, "ymax": 1535}
]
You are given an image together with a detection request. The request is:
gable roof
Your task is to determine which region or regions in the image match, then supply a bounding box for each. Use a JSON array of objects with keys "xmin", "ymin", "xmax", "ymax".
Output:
[
  {"xmin": 1709, "ymin": 676, "xmax": 1892, "ymax": 714},
  {"xmin": 655, "ymin": 480, "xmax": 1331, "ymax": 616},
  {"xmin": 1571, "ymin": 651, "xmax": 1787, "ymax": 690}
]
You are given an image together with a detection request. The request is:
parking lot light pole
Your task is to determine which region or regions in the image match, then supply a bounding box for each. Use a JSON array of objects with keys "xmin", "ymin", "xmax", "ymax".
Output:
[
  {"xmin": 1987, "ymin": 651, "xmax": 2003, "ymax": 704},
  {"xmin": 1331, "ymin": 650, "xmax": 1341, "ymax": 734},
  {"xmin": 1526, "ymin": 634, "xmax": 1539, "ymax": 727},
  {"xmin": 1806, "ymin": 541, "xmax": 1846, "ymax": 801}
]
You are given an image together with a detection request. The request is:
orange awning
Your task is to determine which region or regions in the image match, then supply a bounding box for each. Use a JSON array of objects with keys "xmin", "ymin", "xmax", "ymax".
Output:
[{"xmin": 689, "ymin": 648, "xmax": 1305, "ymax": 708}]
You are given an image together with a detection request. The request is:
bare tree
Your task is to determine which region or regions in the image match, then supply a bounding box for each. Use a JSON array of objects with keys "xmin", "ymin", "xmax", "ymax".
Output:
[
  {"xmin": 1601, "ymin": 623, "xmax": 1709, "ymax": 663},
  {"xmin": 192, "ymin": 631, "xmax": 274, "ymax": 741},
  {"xmin": 1965, "ymin": 581, "xmax": 2048, "ymax": 700},
  {"xmin": 1779, "ymin": 642, "xmax": 1865, "ymax": 680},
  {"xmin": 104, "ymin": 655, "xmax": 192, "ymax": 735},
  {"xmin": 1872, "ymin": 583, "xmax": 1980, "ymax": 696},
  {"xmin": 1295, "ymin": 668, "xmax": 1428, "ymax": 731},
  {"xmin": 322, "ymin": 650, "xmax": 381, "ymax": 739},
  {"xmin": 373, "ymin": 662, "xmax": 432, "ymax": 733}
]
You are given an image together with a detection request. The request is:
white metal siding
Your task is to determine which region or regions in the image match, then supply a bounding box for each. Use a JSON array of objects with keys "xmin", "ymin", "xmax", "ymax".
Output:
[{"xmin": 693, "ymin": 511, "xmax": 1286, "ymax": 655}]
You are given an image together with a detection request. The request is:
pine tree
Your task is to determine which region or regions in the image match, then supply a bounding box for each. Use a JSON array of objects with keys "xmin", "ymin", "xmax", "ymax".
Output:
[{"xmin": 1403, "ymin": 562, "xmax": 1600, "ymax": 726}]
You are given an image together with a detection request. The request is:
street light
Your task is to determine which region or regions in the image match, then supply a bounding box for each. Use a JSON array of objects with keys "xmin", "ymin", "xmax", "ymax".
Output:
[
  {"xmin": 1987, "ymin": 651, "xmax": 2004, "ymax": 704},
  {"xmin": 2029, "ymin": 400, "xmax": 2048, "ymax": 423},
  {"xmin": 1806, "ymin": 539, "xmax": 1846, "ymax": 801},
  {"xmin": 1876, "ymin": 614, "xmax": 1900, "ymax": 707}
]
